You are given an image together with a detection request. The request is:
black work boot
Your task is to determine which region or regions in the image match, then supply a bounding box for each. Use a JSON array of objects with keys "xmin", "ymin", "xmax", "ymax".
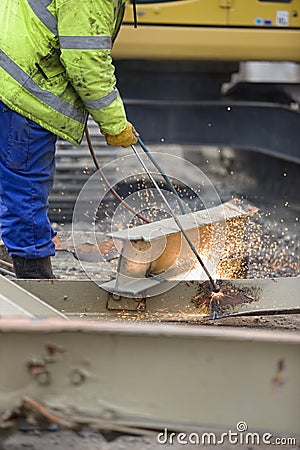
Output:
[{"xmin": 12, "ymin": 256, "xmax": 55, "ymax": 279}]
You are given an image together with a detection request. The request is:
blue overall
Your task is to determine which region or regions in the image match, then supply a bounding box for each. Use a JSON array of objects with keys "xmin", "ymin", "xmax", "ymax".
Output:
[{"xmin": 0, "ymin": 100, "xmax": 57, "ymax": 258}]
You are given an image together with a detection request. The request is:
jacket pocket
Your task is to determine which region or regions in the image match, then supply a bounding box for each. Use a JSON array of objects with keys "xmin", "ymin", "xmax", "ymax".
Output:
[
  {"xmin": 35, "ymin": 51, "xmax": 67, "ymax": 89},
  {"xmin": 37, "ymin": 48, "xmax": 66, "ymax": 80}
]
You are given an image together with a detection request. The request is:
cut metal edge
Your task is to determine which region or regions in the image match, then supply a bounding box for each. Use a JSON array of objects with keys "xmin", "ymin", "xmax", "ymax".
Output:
[
  {"xmin": 109, "ymin": 199, "xmax": 256, "ymax": 241},
  {"xmin": 0, "ymin": 318, "xmax": 299, "ymax": 344}
]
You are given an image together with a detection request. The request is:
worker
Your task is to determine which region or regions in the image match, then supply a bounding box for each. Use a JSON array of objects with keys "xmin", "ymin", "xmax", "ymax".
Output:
[{"xmin": 0, "ymin": 0, "xmax": 138, "ymax": 279}]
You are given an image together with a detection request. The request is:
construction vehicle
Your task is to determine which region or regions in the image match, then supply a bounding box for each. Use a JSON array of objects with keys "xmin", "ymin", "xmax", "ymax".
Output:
[
  {"xmin": 114, "ymin": 0, "xmax": 300, "ymax": 62},
  {"xmin": 111, "ymin": 0, "xmax": 300, "ymax": 161}
]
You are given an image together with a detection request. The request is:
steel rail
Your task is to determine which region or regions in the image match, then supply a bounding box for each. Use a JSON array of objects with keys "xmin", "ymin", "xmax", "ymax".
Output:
[{"xmin": 0, "ymin": 319, "xmax": 299, "ymax": 435}]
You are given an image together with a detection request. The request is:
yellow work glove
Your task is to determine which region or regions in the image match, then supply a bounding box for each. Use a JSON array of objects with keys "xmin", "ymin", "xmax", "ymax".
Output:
[{"xmin": 103, "ymin": 122, "xmax": 139, "ymax": 147}]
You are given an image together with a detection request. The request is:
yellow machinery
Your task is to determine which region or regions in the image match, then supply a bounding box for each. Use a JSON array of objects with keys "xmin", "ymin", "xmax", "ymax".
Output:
[
  {"xmin": 113, "ymin": 0, "xmax": 300, "ymax": 62},
  {"xmin": 110, "ymin": 0, "xmax": 300, "ymax": 164}
]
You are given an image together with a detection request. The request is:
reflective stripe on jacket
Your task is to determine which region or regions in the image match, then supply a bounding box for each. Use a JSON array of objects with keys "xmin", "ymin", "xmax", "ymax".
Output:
[{"xmin": 0, "ymin": 0, "xmax": 127, "ymax": 145}]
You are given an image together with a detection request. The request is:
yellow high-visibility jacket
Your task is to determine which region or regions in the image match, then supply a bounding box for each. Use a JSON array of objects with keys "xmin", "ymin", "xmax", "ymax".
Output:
[{"xmin": 0, "ymin": 0, "xmax": 127, "ymax": 145}]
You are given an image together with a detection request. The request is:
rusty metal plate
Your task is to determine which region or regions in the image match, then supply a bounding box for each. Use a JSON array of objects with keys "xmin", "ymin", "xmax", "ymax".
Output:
[
  {"xmin": 15, "ymin": 277, "xmax": 300, "ymax": 321},
  {"xmin": 105, "ymin": 199, "xmax": 257, "ymax": 294},
  {"xmin": 0, "ymin": 320, "xmax": 299, "ymax": 436}
]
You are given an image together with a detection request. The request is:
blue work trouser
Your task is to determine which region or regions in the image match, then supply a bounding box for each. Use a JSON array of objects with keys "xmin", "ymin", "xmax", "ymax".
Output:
[{"xmin": 0, "ymin": 100, "xmax": 57, "ymax": 258}]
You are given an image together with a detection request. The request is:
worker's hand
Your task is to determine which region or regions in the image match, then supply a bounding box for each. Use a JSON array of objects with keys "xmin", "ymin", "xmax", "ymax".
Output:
[{"xmin": 103, "ymin": 122, "xmax": 139, "ymax": 147}]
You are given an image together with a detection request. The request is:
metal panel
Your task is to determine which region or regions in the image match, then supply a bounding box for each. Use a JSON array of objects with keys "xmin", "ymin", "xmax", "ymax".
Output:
[
  {"xmin": 16, "ymin": 277, "xmax": 300, "ymax": 320},
  {"xmin": 0, "ymin": 320, "xmax": 299, "ymax": 435},
  {"xmin": 229, "ymin": 0, "xmax": 300, "ymax": 27},
  {"xmin": 112, "ymin": 26, "xmax": 300, "ymax": 61},
  {"xmin": 110, "ymin": 200, "xmax": 253, "ymax": 241},
  {"xmin": 122, "ymin": 0, "xmax": 227, "ymax": 26},
  {"xmin": 121, "ymin": 100, "xmax": 300, "ymax": 164},
  {"xmin": 0, "ymin": 275, "xmax": 67, "ymax": 319},
  {"xmin": 108, "ymin": 200, "xmax": 255, "ymax": 294}
]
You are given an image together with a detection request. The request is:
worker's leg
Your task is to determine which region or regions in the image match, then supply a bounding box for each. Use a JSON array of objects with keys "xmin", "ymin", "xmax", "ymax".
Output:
[{"xmin": 0, "ymin": 100, "xmax": 57, "ymax": 278}]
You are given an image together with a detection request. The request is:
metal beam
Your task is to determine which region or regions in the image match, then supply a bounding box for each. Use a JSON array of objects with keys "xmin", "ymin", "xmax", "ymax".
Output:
[
  {"xmin": 16, "ymin": 277, "xmax": 300, "ymax": 320},
  {"xmin": 108, "ymin": 200, "xmax": 256, "ymax": 294},
  {"xmin": 109, "ymin": 200, "xmax": 254, "ymax": 241},
  {"xmin": 0, "ymin": 319, "xmax": 299, "ymax": 436},
  {"xmin": 0, "ymin": 275, "xmax": 67, "ymax": 319}
]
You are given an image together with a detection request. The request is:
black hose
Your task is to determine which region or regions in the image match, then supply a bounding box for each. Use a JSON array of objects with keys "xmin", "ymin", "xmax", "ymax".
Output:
[{"xmin": 132, "ymin": 0, "xmax": 138, "ymax": 28}]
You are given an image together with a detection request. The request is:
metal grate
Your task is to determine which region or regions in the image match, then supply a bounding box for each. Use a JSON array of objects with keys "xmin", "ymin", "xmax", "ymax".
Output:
[{"xmin": 49, "ymin": 118, "xmax": 119, "ymax": 223}]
